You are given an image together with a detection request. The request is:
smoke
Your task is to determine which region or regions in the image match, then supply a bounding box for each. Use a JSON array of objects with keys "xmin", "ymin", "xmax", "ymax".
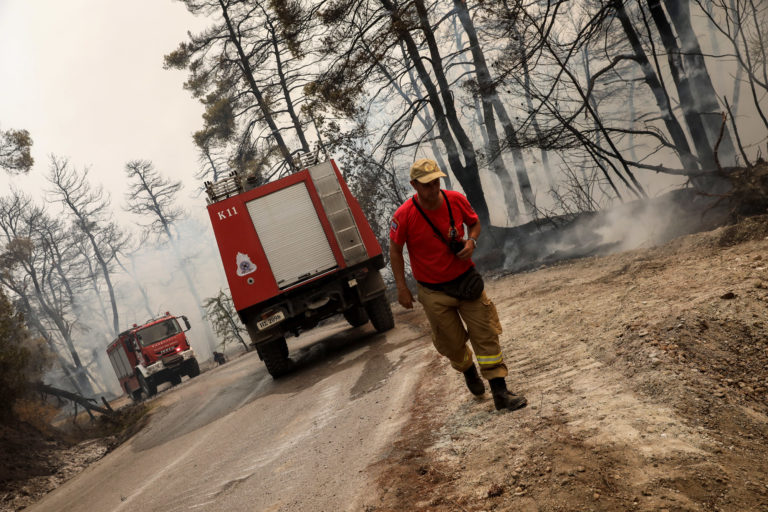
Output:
[
  {"xmin": 43, "ymin": 215, "xmax": 229, "ymax": 397},
  {"xmin": 501, "ymin": 187, "xmax": 729, "ymax": 274}
]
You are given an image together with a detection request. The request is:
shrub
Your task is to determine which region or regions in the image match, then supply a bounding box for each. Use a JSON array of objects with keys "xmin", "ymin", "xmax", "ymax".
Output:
[{"xmin": 0, "ymin": 289, "xmax": 49, "ymax": 423}]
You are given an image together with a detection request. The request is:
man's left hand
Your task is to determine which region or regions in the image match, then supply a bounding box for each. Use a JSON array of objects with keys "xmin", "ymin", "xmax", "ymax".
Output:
[{"xmin": 456, "ymin": 239, "xmax": 475, "ymax": 260}]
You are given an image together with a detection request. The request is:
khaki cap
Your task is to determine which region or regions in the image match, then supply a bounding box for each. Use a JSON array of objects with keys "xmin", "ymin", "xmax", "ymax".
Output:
[{"xmin": 409, "ymin": 158, "xmax": 447, "ymax": 183}]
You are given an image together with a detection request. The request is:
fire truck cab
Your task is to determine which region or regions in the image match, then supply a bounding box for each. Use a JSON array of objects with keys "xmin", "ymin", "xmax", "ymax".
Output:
[
  {"xmin": 205, "ymin": 155, "xmax": 394, "ymax": 378},
  {"xmin": 106, "ymin": 313, "xmax": 200, "ymax": 400}
]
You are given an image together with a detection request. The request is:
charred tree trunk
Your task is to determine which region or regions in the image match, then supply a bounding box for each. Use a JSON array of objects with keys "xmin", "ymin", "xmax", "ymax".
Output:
[
  {"xmin": 412, "ymin": 0, "xmax": 490, "ymax": 224},
  {"xmin": 380, "ymin": 0, "xmax": 490, "ymax": 225},
  {"xmin": 646, "ymin": 0, "xmax": 716, "ymax": 169},
  {"xmin": 268, "ymin": 16, "xmax": 310, "ymax": 153},
  {"xmin": 219, "ymin": 0, "xmax": 296, "ymax": 171},
  {"xmin": 615, "ymin": 1, "xmax": 701, "ymax": 172},
  {"xmin": 582, "ymin": 46, "xmax": 602, "ymax": 151},
  {"xmin": 664, "ymin": 0, "xmax": 737, "ymax": 166},
  {"xmin": 451, "ymin": 1, "xmax": 536, "ymax": 216},
  {"xmin": 83, "ymin": 230, "xmax": 119, "ymax": 337},
  {"xmin": 27, "ymin": 275, "xmax": 93, "ymax": 395},
  {"xmin": 24, "ymin": 302, "xmax": 86, "ymax": 395},
  {"xmin": 78, "ymin": 249, "xmax": 111, "ymax": 327},
  {"xmin": 492, "ymin": 103, "xmax": 536, "ymax": 217},
  {"xmin": 393, "ymin": 41, "xmax": 454, "ymax": 191},
  {"xmin": 513, "ymin": 25, "xmax": 555, "ymax": 190},
  {"xmin": 453, "ymin": 1, "xmax": 522, "ymax": 224},
  {"xmin": 628, "ymin": 77, "xmax": 638, "ymax": 162},
  {"xmin": 522, "ymin": 4, "xmax": 646, "ymax": 199}
]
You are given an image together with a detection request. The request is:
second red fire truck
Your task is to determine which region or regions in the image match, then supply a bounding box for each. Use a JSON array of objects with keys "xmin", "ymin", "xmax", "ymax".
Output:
[{"xmin": 106, "ymin": 313, "xmax": 200, "ymax": 400}]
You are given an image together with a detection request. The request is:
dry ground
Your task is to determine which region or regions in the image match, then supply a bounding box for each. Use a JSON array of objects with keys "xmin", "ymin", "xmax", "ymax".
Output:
[
  {"xmin": 0, "ymin": 398, "xmax": 149, "ymax": 511},
  {"xmin": 3, "ymin": 215, "xmax": 768, "ymax": 512},
  {"xmin": 366, "ymin": 215, "xmax": 768, "ymax": 512}
]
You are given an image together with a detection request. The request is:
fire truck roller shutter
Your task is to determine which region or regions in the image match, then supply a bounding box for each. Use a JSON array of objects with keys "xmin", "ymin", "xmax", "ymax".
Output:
[
  {"xmin": 246, "ymin": 182, "xmax": 337, "ymax": 289},
  {"xmin": 108, "ymin": 345, "xmax": 132, "ymax": 379}
]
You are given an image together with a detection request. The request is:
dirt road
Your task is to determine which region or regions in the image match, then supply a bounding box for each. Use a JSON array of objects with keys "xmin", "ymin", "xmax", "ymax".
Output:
[
  {"xmin": 370, "ymin": 216, "xmax": 768, "ymax": 512},
  {"xmin": 17, "ymin": 216, "xmax": 768, "ymax": 512},
  {"xmin": 25, "ymin": 311, "xmax": 431, "ymax": 512}
]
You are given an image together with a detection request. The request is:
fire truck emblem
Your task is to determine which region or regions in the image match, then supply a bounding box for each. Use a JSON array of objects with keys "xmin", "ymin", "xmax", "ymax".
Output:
[{"xmin": 235, "ymin": 252, "xmax": 257, "ymax": 276}]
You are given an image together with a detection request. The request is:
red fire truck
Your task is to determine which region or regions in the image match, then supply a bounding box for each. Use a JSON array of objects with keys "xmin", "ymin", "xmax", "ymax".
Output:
[
  {"xmin": 106, "ymin": 313, "xmax": 200, "ymax": 400},
  {"xmin": 205, "ymin": 155, "xmax": 394, "ymax": 378}
]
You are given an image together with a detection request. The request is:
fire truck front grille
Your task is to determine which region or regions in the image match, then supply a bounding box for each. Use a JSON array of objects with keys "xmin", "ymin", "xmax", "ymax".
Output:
[{"xmin": 162, "ymin": 354, "xmax": 183, "ymax": 368}]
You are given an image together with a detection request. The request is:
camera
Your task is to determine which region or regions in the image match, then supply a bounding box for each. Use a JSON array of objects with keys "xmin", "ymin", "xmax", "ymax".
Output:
[{"xmin": 449, "ymin": 239, "xmax": 465, "ymax": 254}]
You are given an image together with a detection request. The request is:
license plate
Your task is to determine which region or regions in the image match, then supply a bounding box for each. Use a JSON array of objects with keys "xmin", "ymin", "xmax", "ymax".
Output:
[{"xmin": 257, "ymin": 311, "xmax": 285, "ymax": 331}]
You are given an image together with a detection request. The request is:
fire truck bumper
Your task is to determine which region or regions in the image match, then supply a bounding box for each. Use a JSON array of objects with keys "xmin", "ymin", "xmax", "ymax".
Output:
[{"xmin": 144, "ymin": 350, "xmax": 196, "ymax": 376}]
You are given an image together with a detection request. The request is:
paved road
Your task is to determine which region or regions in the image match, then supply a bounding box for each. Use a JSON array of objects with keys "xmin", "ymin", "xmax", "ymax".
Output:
[{"xmin": 29, "ymin": 312, "xmax": 428, "ymax": 512}]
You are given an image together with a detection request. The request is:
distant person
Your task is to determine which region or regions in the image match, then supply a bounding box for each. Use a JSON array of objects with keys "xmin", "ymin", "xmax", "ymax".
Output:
[{"xmin": 389, "ymin": 158, "xmax": 527, "ymax": 412}]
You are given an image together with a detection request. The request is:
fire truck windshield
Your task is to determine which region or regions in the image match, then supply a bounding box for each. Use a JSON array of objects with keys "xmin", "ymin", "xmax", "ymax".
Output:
[{"xmin": 136, "ymin": 319, "xmax": 181, "ymax": 347}]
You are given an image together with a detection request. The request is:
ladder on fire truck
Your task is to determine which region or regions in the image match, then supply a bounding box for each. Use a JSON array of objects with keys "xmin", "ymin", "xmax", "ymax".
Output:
[{"xmin": 308, "ymin": 161, "xmax": 368, "ymax": 266}]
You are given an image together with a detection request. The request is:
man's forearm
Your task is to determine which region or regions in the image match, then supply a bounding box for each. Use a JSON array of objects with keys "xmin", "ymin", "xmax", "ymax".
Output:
[
  {"xmin": 467, "ymin": 221, "xmax": 481, "ymax": 242},
  {"xmin": 389, "ymin": 245, "xmax": 408, "ymax": 288}
]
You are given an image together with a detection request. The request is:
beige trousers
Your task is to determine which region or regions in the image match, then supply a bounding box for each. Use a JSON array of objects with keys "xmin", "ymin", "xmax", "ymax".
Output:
[{"xmin": 416, "ymin": 284, "xmax": 508, "ymax": 380}]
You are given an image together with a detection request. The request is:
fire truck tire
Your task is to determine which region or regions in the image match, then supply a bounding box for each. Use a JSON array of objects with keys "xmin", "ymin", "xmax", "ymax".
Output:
[
  {"xmin": 170, "ymin": 373, "xmax": 182, "ymax": 386},
  {"xmin": 260, "ymin": 337, "xmax": 292, "ymax": 378},
  {"xmin": 343, "ymin": 305, "xmax": 369, "ymax": 327},
  {"xmin": 364, "ymin": 295, "xmax": 395, "ymax": 333},
  {"xmin": 137, "ymin": 372, "xmax": 157, "ymax": 398},
  {"xmin": 127, "ymin": 384, "xmax": 140, "ymax": 402},
  {"xmin": 186, "ymin": 359, "xmax": 200, "ymax": 378}
]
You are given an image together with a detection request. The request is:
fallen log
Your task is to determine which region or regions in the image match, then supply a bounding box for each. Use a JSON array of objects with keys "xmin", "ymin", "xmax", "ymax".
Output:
[{"xmin": 35, "ymin": 383, "xmax": 115, "ymax": 418}]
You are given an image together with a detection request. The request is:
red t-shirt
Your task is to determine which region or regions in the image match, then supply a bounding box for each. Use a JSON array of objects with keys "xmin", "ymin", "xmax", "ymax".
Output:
[{"xmin": 389, "ymin": 190, "xmax": 479, "ymax": 284}]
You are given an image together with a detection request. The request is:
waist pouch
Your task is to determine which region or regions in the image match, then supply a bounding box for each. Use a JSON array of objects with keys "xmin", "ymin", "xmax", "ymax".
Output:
[{"xmin": 419, "ymin": 267, "xmax": 484, "ymax": 301}]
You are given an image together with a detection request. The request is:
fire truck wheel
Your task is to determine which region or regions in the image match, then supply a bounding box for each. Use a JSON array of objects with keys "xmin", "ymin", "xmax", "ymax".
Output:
[
  {"xmin": 364, "ymin": 295, "xmax": 395, "ymax": 333},
  {"xmin": 137, "ymin": 372, "xmax": 157, "ymax": 398},
  {"xmin": 170, "ymin": 373, "xmax": 182, "ymax": 386},
  {"xmin": 126, "ymin": 384, "xmax": 141, "ymax": 402},
  {"xmin": 186, "ymin": 359, "xmax": 201, "ymax": 378},
  {"xmin": 343, "ymin": 305, "xmax": 369, "ymax": 327},
  {"xmin": 260, "ymin": 337, "xmax": 292, "ymax": 378}
]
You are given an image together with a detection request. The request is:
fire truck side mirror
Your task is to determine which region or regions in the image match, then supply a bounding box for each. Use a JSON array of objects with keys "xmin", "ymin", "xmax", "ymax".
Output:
[{"xmin": 182, "ymin": 316, "xmax": 191, "ymax": 331}]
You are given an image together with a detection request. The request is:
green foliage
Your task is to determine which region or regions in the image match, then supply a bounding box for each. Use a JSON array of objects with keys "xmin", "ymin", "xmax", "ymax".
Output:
[
  {"xmin": 0, "ymin": 289, "xmax": 50, "ymax": 423},
  {"xmin": 169, "ymin": 0, "xmax": 319, "ymax": 180},
  {"xmin": 304, "ymin": 73, "xmax": 362, "ymax": 118},
  {"xmin": 268, "ymin": 0, "xmax": 307, "ymax": 58},
  {"xmin": 201, "ymin": 97, "xmax": 236, "ymax": 142},
  {"xmin": 163, "ymin": 42, "xmax": 193, "ymax": 70},
  {"xmin": 230, "ymin": 145, "xmax": 277, "ymax": 180},
  {"xmin": 0, "ymin": 128, "xmax": 34, "ymax": 174},
  {"xmin": 318, "ymin": 1, "xmax": 353, "ymax": 25}
]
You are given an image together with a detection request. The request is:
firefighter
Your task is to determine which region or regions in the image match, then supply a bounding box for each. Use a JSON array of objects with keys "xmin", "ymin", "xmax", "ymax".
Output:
[{"xmin": 388, "ymin": 158, "xmax": 527, "ymax": 412}]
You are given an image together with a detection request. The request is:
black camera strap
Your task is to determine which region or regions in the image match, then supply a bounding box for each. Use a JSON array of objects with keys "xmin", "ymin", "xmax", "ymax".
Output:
[{"xmin": 411, "ymin": 190, "xmax": 457, "ymax": 248}]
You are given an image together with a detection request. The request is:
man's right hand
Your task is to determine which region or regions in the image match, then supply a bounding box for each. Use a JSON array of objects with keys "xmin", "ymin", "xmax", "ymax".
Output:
[{"xmin": 397, "ymin": 286, "xmax": 414, "ymax": 309}]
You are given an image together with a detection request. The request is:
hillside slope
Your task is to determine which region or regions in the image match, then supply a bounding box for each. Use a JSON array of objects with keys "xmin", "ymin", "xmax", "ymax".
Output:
[{"xmin": 368, "ymin": 215, "xmax": 768, "ymax": 512}]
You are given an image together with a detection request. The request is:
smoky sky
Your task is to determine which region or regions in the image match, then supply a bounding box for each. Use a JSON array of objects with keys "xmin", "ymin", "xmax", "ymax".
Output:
[{"xmin": 0, "ymin": 1, "xmax": 208, "ymax": 218}]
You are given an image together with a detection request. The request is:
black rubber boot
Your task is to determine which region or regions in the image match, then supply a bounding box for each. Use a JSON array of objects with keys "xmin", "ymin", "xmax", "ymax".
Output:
[
  {"xmin": 489, "ymin": 378, "xmax": 527, "ymax": 412},
  {"xmin": 463, "ymin": 365, "xmax": 485, "ymax": 396}
]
